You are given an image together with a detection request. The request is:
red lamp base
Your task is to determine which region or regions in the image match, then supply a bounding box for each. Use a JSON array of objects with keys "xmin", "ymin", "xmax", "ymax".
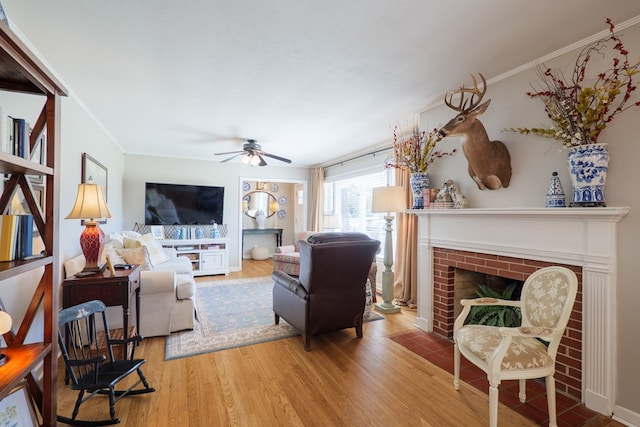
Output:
[{"xmin": 79, "ymin": 220, "xmax": 106, "ymax": 273}]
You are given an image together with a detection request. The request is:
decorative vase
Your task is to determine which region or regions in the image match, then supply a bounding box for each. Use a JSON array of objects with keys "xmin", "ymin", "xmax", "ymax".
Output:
[
  {"xmin": 567, "ymin": 143, "xmax": 608, "ymax": 207},
  {"xmin": 545, "ymin": 171, "xmax": 566, "ymax": 208},
  {"xmin": 410, "ymin": 172, "xmax": 430, "ymax": 209},
  {"xmin": 255, "ymin": 209, "xmax": 266, "ymax": 229}
]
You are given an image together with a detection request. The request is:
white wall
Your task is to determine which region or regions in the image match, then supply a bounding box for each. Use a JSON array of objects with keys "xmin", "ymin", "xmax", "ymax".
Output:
[
  {"xmin": 122, "ymin": 154, "xmax": 310, "ymax": 270},
  {"xmin": 414, "ymin": 23, "xmax": 640, "ymax": 421}
]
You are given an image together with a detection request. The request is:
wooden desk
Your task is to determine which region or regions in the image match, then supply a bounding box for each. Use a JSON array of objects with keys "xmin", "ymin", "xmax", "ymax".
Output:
[
  {"xmin": 62, "ymin": 265, "xmax": 141, "ymax": 359},
  {"xmin": 243, "ymin": 228, "xmax": 283, "ymax": 249}
]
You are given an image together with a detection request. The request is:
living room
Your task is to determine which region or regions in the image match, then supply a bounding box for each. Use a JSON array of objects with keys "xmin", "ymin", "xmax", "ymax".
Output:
[{"xmin": 1, "ymin": 1, "xmax": 640, "ymax": 426}]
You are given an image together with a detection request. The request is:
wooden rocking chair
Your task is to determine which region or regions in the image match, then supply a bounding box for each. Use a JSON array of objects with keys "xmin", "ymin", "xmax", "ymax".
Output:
[{"xmin": 57, "ymin": 300, "xmax": 155, "ymax": 426}]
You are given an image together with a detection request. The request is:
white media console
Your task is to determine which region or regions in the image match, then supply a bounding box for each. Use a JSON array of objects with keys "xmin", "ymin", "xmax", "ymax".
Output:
[{"xmin": 159, "ymin": 238, "xmax": 230, "ymax": 276}]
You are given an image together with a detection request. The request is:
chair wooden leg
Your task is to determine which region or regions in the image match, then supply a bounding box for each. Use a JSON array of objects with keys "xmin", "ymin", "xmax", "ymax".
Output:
[
  {"xmin": 519, "ymin": 378, "xmax": 526, "ymax": 403},
  {"xmin": 355, "ymin": 324, "xmax": 363, "ymax": 338},
  {"xmin": 546, "ymin": 375, "xmax": 558, "ymax": 427},
  {"xmin": 489, "ymin": 383, "xmax": 499, "ymax": 427},
  {"xmin": 453, "ymin": 345, "xmax": 460, "ymax": 390}
]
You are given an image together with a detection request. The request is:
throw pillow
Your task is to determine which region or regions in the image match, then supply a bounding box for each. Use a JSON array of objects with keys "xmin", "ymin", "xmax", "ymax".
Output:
[
  {"xmin": 115, "ymin": 246, "xmax": 153, "ymax": 271},
  {"xmin": 123, "ymin": 233, "xmax": 170, "ymax": 267},
  {"xmin": 103, "ymin": 245, "xmax": 126, "ymax": 265}
]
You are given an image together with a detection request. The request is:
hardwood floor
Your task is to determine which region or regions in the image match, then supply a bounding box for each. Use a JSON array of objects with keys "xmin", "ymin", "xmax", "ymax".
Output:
[{"xmin": 56, "ymin": 260, "xmax": 622, "ymax": 426}]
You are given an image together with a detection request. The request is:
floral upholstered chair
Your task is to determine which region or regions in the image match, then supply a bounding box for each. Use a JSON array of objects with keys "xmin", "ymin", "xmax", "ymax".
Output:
[
  {"xmin": 453, "ymin": 266, "xmax": 578, "ymax": 427},
  {"xmin": 272, "ymin": 231, "xmax": 317, "ymax": 276}
]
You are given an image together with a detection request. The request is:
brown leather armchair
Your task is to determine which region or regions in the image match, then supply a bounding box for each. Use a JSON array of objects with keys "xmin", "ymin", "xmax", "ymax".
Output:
[{"xmin": 272, "ymin": 232, "xmax": 380, "ymax": 351}]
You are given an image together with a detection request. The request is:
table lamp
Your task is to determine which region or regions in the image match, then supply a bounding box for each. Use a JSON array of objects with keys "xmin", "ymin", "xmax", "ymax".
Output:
[
  {"xmin": 65, "ymin": 179, "xmax": 112, "ymax": 273},
  {"xmin": 371, "ymin": 186, "xmax": 406, "ymax": 313},
  {"xmin": 0, "ymin": 311, "xmax": 12, "ymax": 366},
  {"xmin": 324, "ymin": 214, "xmax": 341, "ymax": 231}
]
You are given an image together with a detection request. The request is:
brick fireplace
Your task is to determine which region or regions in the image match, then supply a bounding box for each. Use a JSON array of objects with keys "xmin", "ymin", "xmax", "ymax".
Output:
[
  {"xmin": 411, "ymin": 207, "xmax": 628, "ymax": 416},
  {"xmin": 432, "ymin": 247, "xmax": 583, "ymax": 399}
]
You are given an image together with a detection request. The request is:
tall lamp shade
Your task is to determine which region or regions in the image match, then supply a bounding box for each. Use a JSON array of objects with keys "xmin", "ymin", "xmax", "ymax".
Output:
[
  {"xmin": 371, "ymin": 186, "xmax": 406, "ymax": 314},
  {"xmin": 0, "ymin": 311, "xmax": 12, "ymax": 366},
  {"xmin": 65, "ymin": 181, "xmax": 112, "ymax": 273}
]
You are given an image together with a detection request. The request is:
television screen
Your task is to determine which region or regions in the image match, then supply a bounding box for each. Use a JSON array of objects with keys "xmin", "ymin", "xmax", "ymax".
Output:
[{"xmin": 145, "ymin": 182, "xmax": 224, "ymax": 225}]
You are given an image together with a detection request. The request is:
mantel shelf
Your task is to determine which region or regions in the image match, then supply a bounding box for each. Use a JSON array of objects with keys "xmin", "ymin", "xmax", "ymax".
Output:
[{"xmin": 408, "ymin": 206, "xmax": 630, "ymax": 222}]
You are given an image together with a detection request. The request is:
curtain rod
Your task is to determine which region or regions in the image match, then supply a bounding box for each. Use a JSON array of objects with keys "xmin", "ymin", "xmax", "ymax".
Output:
[{"xmin": 323, "ymin": 146, "xmax": 392, "ymax": 170}]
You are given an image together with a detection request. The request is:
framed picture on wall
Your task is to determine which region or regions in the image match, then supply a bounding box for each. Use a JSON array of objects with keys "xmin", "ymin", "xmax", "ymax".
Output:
[
  {"xmin": 0, "ymin": 382, "xmax": 40, "ymax": 426},
  {"xmin": 82, "ymin": 153, "xmax": 108, "ymax": 224}
]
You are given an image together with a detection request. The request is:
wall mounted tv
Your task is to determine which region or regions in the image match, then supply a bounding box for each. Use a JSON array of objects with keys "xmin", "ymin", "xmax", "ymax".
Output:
[{"xmin": 145, "ymin": 182, "xmax": 224, "ymax": 225}]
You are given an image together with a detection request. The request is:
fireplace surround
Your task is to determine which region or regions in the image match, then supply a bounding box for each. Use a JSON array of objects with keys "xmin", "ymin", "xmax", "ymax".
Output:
[{"xmin": 410, "ymin": 207, "xmax": 628, "ymax": 416}]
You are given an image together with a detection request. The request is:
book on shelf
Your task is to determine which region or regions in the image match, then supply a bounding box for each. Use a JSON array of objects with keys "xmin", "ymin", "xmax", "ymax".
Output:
[
  {"xmin": 0, "ymin": 214, "xmax": 34, "ymax": 261},
  {"xmin": 0, "ymin": 214, "xmax": 18, "ymax": 261}
]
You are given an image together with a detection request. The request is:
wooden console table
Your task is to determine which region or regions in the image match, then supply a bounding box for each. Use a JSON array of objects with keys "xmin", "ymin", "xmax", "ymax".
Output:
[
  {"xmin": 243, "ymin": 228, "xmax": 283, "ymax": 250},
  {"xmin": 61, "ymin": 265, "xmax": 141, "ymax": 359}
]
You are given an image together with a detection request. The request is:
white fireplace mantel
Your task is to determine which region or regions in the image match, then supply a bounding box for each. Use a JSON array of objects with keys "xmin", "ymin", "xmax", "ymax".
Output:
[{"xmin": 410, "ymin": 207, "xmax": 629, "ymax": 416}]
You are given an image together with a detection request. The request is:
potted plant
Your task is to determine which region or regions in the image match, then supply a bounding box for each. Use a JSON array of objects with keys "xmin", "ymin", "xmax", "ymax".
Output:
[
  {"xmin": 510, "ymin": 18, "xmax": 640, "ymax": 206},
  {"xmin": 386, "ymin": 125, "xmax": 456, "ymax": 208}
]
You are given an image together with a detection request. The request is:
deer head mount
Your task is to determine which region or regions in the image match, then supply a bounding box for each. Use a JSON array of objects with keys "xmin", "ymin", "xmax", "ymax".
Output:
[{"xmin": 438, "ymin": 73, "xmax": 512, "ymax": 190}]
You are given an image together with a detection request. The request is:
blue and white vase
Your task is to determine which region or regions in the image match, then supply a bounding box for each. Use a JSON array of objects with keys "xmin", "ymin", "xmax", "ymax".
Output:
[
  {"xmin": 409, "ymin": 172, "xmax": 430, "ymax": 209},
  {"xmin": 567, "ymin": 143, "xmax": 608, "ymax": 207},
  {"xmin": 545, "ymin": 172, "xmax": 566, "ymax": 208}
]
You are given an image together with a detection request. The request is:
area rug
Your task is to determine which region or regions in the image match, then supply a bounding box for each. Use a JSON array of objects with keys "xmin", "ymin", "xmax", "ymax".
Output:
[{"xmin": 165, "ymin": 276, "xmax": 383, "ymax": 360}]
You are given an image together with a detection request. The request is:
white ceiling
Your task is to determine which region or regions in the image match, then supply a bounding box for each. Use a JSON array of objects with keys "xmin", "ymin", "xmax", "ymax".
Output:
[{"xmin": 3, "ymin": 1, "xmax": 640, "ymax": 167}]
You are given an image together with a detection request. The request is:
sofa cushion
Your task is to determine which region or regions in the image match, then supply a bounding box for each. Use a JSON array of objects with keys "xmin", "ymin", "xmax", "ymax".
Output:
[
  {"xmin": 123, "ymin": 233, "xmax": 170, "ymax": 267},
  {"xmin": 115, "ymin": 246, "xmax": 154, "ymax": 271},
  {"xmin": 153, "ymin": 256, "xmax": 193, "ymax": 275}
]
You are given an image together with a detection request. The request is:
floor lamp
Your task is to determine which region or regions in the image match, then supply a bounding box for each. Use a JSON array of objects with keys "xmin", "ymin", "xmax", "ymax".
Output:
[{"xmin": 371, "ymin": 186, "xmax": 406, "ymax": 314}]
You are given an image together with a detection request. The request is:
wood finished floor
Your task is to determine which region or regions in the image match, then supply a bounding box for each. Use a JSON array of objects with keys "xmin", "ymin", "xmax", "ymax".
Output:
[{"xmin": 56, "ymin": 259, "xmax": 622, "ymax": 426}]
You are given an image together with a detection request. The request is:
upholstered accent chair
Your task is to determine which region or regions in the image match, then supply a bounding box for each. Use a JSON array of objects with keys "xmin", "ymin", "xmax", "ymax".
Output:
[
  {"xmin": 272, "ymin": 232, "xmax": 380, "ymax": 351},
  {"xmin": 453, "ymin": 266, "xmax": 578, "ymax": 427},
  {"xmin": 272, "ymin": 231, "xmax": 316, "ymax": 276}
]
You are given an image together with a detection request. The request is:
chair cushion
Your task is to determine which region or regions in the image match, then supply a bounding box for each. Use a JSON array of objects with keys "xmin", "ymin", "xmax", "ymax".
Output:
[
  {"xmin": 457, "ymin": 325, "xmax": 554, "ymax": 370},
  {"xmin": 272, "ymin": 252, "xmax": 300, "ymax": 264}
]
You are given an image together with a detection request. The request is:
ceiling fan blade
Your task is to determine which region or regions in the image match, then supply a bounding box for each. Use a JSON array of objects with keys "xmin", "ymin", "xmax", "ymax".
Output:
[
  {"xmin": 221, "ymin": 153, "xmax": 244, "ymax": 163},
  {"xmin": 214, "ymin": 150, "xmax": 244, "ymax": 156},
  {"xmin": 262, "ymin": 152, "xmax": 292, "ymax": 164}
]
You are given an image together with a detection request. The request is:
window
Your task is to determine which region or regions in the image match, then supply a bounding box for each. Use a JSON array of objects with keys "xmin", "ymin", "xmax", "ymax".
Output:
[{"xmin": 324, "ymin": 168, "xmax": 395, "ymax": 253}]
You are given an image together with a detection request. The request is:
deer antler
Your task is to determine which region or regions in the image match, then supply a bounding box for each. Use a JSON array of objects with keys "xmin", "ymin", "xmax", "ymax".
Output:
[{"xmin": 444, "ymin": 73, "xmax": 487, "ymax": 112}]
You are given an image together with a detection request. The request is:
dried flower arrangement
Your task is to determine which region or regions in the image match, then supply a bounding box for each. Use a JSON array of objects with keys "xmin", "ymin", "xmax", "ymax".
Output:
[
  {"xmin": 386, "ymin": 126, "xmax": 456, "ymax": 173},
  {"xmin": 509, "ymin": 18, "xmax": 640, "ymax": 148}
]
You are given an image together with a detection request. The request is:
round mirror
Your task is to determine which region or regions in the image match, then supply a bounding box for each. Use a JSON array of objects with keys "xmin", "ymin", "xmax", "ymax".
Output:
[{"xmin": 242, "ymin": 191, "xmax": 278, "ymax": 218}]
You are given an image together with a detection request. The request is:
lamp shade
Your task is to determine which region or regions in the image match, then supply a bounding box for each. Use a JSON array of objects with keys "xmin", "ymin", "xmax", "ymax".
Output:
[
  {"xmin": 372, "ymin": 186, "xmax": 406, "ymax": 214},
  {"xmin": 324, "ymin": 214, "xmax": 341, "ymax": 229},
  {"xmin": 65, "ymin": 182, "xmax": 112, "ymax": 220},
  {"xmin": 0, "ymin": 311, "xmax": 11, "ymax": 335}
]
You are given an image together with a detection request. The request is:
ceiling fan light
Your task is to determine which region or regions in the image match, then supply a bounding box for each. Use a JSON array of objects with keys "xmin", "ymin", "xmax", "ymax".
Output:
[
  {"xmin": 241, "ymin": 154, "xmax": 251, "ymax": 165},
  {"xmin": 250, "ymin": 155, "xmax": 261, "ymax": 166}
]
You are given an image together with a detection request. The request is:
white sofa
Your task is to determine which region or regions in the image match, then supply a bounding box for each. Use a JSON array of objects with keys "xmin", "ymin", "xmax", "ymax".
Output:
[{"xmin": 63, "ymin": 231, "xmax": 197, "ymax": 337}]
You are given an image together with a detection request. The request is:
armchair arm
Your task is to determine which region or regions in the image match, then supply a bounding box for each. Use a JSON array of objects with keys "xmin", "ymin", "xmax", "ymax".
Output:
[
  {"xmin": 139, "ymin": 270, "xmax": 176, "ymax": 294},
  {"xmin": 272, "ymin": 270, "xmax": 308, "ymax": 299},
  {"xmin": 275, "ymin": 245, "xmax": 296, "ymax": 254}
]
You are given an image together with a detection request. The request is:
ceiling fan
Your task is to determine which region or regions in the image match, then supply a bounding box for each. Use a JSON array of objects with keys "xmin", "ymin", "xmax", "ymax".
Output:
[{"xmin": 214, "ymin": 139, "xmax": 292, "ymax": 166}]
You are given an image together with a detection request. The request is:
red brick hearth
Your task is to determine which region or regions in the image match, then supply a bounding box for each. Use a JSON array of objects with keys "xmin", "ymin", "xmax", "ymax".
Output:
[{"xmin": 432, "ymin": 247, "xmax": 583, "ymax": 400}]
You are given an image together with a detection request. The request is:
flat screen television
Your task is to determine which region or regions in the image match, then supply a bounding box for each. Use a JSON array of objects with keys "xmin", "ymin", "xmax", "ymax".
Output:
[{"xmin": 145, "ymin": 182, "xmax": 224, "ymax": 225}]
